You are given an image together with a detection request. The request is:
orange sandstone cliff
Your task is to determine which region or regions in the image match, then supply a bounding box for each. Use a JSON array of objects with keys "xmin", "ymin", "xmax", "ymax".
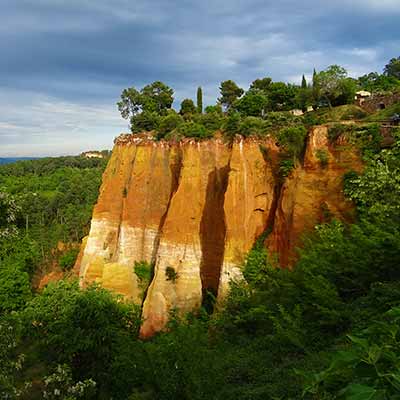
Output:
[{"xmin": 76, "ymin": 126, "xmax": 361, "ymax": 336}]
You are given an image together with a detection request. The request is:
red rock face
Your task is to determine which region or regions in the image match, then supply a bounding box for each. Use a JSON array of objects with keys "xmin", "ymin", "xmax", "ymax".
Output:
[
  {"xmin": 267, "ymin": 126, "xmax": 363, "ymax": 267},
  {"xmin": 76, "ymin": 127, "xmax": 362, "ymax": 336}
]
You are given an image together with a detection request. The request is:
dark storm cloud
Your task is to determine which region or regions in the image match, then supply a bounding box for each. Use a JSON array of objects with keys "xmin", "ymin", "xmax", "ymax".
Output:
[{"xmin": 1, "ymin": 0, "xmax": 399, "ymax": 155}]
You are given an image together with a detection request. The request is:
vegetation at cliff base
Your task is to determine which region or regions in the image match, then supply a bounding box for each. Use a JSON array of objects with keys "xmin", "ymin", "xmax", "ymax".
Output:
[{"xmin": 0, "ymin": 128, "xmax": 399, "ymax": 399}]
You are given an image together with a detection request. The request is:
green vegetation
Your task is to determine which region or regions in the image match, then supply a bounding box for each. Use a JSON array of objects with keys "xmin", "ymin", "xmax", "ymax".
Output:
[
  {"xmin": 1, "ymin": 58, "xmax": 400, "ymax": 399},
  {"xmin": 117, "ymin": 57, "xmax": 400, "ymax": 144},
  {"xmin": 59, "ymin": 248, "xmax": 79, "ymax": 271},
  {"xmin": 134, "ymin": 261, "xmax": 153, "ymax": 292},
  {"xmin": 316, "ymin": 148, "xmax": 329, "ymax": 167},
  {"xmin": 0, "ymin": 131, "xmax": 399, "ymax": 399}
]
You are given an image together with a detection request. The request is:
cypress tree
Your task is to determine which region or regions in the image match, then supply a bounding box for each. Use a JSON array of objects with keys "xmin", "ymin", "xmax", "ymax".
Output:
[
  {"xmin": 197, "ymin": 86, "xmax": 203, "ymax": 114},
  {"xmin": 301, "ymin": 74, "xmax": 307, "ymax": 89}
]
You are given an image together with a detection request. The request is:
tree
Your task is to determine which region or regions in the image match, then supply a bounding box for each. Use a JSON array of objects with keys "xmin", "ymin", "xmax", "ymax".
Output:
[
  {"xmin": 218, "ymin": 80, "xmax": 244, "ymax": 111},
  {"xmin": 301, "ymin": 74, "xmax": 307, "ymax": 89},
  {"xmin": 204, "ymin": 104, "xmax": 223, "ymax": 115},
  {"xmin": 156, "ymin": 111, "xmax": 183, "ymax": 139},
  {"xmin": 197, "ymin": 87, "xmax": 203, "ymax": 114},
  {"xmin": 317, "ymin": 65, "xmax": 354, "ymax": 107},
  {"xmin": 312, "ymin": 68, "xmax": 321, "ymax": 106},
  {"xmin": 297, "ymin": 75, "xmax": 311, "ymax": 111},
  {"xmin": 267, "ymin": 82, "xmax": 298, "ymax": 111},
  {"xmin": 117, "ymin": 81, "xmax": 174, "ymax": 132},
  {"xmin": 22, "ymin": 280, "xmax": 144, "ymax": 398},
  {"xmin": 130, "ymin": 111, "xmax": 160, "ymax": 133},
  {"xmin": 234, "ymin": 89, "xmax": 269, "ymax": 117},
  {"xmin": 250, "ymin": 77, "xmax": 272, "ymax": 92},
  {"xmin": 384, "ymin": 56, "xmax": 400, "ymax": 79},
  {"xmin": 117, "ymin": 87, "xmax": 142, "ymax": 120},
  {"xmin": 140, "ymin": 81, "xmax": 174, "ymax": 114},
  {"xmin": 179, "ymin": 98, "xmax": 196, "ymax": 116},
  {"xmin": 358, "ymin": 72, "xmax": 400, "ymax": 92}
]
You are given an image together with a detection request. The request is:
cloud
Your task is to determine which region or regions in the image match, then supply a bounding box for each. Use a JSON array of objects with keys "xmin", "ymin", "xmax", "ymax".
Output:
[{"xmin": 0, "ymin": 0, "xmax": 399, "ymax": 155}]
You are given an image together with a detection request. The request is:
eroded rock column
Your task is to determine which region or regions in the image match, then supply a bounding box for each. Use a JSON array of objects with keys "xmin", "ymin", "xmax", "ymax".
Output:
[
  {"xmin": 140, "ymin": 140, "xmax": 230, "ymax": 337},
  {"xmin": 218, "ymin": 138, "xmax": 279, "ymax": 300}
]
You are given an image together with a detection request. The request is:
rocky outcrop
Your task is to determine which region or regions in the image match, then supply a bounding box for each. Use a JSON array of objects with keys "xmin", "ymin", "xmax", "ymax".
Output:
[
  {"xmin": 76, "ymin": 127, "xmax": 362, "ymax": 336},
  {"xmin": 267, "ymin": 126, "xmax": 362, "ymax": 266}
]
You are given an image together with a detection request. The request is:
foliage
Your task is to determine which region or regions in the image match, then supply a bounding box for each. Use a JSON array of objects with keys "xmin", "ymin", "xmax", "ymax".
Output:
[
  {"xmin": 118, "ymin": 81, "xmax": 174, "ymax": 132},
  {"xmin": 0, "ymin": 261, "xmax": 32, "ymax": 313},
  {"xmin": 156, "ymin": 111, "xmax": 183, "ymax": 139},
  {"xmin": 277, "ymin": 125, "xmax": 308, "ymax": 158},
  {"xmin": 316, "ymin": 149, "xmax": 329, "ymax": 167},
  {"xmin": 250, "ymin": 77, "xmax": 272, "ymax": 92},
  {"xmin": 194, "ymin": 111, "xmax": 225, "ymax": 134},
  {"xmin": 42, "ymin": 364, "xmax": 96, "ymax": 400},
  {"xmin": 384, "ymin": 56, "xmax": 400, "ymax": 79},
  {"xmin": 234, "ymin": 89, "xmax": 268, "ymax": 117},
  {"xmin": 59, "ymin": 248, "xmax": 79, "ymax": 271},
  {"xmin": 196, "ymin": 87, "xmax": 203, "ymax": 114},
  {"xmin": 0, "ymin": 191, "xmax": 21, "ymax": 239},
  {"xmin": 302, "ymin": 307, "xmax": 400, "ymax": 399},
  {"xmin": 134, "ymin": 261, "xmax": 153, "ymax": 290},
  {"xmin": 204, "ymin": 104, "xmax": 223, "ymax": 115},
  {"xmin": 279, "ymin": 158, "xmax": 295, "ymax": 177},
  {"xmin": 165, "ymin": 266, "xmax": 178, "ymax": 282},
  {"xmin": 267, "ymin": 82, "xmax": 299, "ymax": 111},
  {"xmin": 315, "ymin": 65, "xmax": 356, "ymax": 107},
  {"xmin": 218, "ymin": 80, "xmax": 244, "ymax": 111},
  {"xmin": 223, "ymin": 112, "xmax": 241, "ymax": 139},
  {"xmin": 328, "ymin": 123, "xmax": 347, "ymax": 142},
  {"xmin": 140, "ymin": 81, "xmax": 174, "ymax": 114},
  {"xmin": 0, "ymin": 317, "xmax": 29, "ymax": 399},
  {"xmin": 178, "ymin": 121, "xmax": 212, "ymax": 139},
  {"xmin": 238, "ymin": 116, "xmax": 265, "ymax": 137},
  {"xmin": 22, "ymin": 280, "xmax": 143, "ymax": 398},
  {"xmin": 179, "ymin": 98, "xmax": 196, "ymax": 116},
  {"xmin": 358, "ymin": 72, "xmax": 400, "ymax": 92},
  {"xmin": 130, "ymin": 110, "xmax": 160, "ymax": 133}
]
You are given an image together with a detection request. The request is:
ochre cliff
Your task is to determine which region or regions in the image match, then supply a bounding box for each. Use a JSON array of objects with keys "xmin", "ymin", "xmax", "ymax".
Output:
[
  {"xmin": 76, "ymin": 127, "xmax": 361, "ymax": 336},
  {"xmin": 266, "ymin": 126, "xmax": 362, "ymax": 266}
]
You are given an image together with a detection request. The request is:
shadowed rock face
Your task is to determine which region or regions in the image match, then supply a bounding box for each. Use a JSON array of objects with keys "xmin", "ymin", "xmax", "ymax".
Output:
[
  {"xmin": 76, "ymin": 127, "xmax": 361, "ymax": 336},
  {"xmin": 266, "ymin": 126, "xmax": 363, "ymax": 267}
]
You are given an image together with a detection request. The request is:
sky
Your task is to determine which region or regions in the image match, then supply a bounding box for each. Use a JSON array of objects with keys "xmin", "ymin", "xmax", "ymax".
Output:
[{"xmin": 1, "ymin": 0, "xmax": 399, "ymax": 156}]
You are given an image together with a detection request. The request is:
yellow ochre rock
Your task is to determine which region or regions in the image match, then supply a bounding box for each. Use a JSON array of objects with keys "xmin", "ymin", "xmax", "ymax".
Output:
[{"xmin": 75, "ymin": 128, "xmax": 362, "ymax": 336}]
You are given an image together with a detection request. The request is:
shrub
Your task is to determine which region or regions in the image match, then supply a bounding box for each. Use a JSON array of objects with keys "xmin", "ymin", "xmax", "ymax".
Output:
[
  {"xmin": 165, "ymin": 266, "xmax": 178, "ymax": 282},
  {"xmin": 59, "ymin": 248, "xmax": 79, "ymax": 271},
  {"xmin": 134, "ymin": 261, "xmax": 153, "ymax": 289},
  {"xmin": 340, "ymin": 107, "xmax": 367, "ymax": 121},
  {"xmin": 223, "ymin": 112, "xmax": 241, "ymax": 140},
  {"xmin": 178, "ymin": 121, "xmax": 212, "ymax": 139},
  {"xmin": 204, "ymin": 104, "xmax": 223, "ymax": 115},
  {"xmin": 316, "ymin": 149, "xmax": 329, "ymax": 167},
  {"xmin": 238, "ymin": 116, "xmax": 265, "ymax": 137},
  {"xmin": 277, "ymin": 125, "xmax": 308, "ymax": 158},
  {"xmin": 156, "ymin": 112, "xmax": 183, "ymax": 139},
  {"xmin": 130, "ymin": 111, "xmax": 160, "ymax": 133},
  {"xmin": 279, "ymin": 159, "xmax": 295, "ymax": 178},
  {"xmin": 194, "ymin": 112, "xmax": 225, "ymax": 134},
  {"xmin": 328, "ymin": 123, "xmax": 347, "ymax": 142}
]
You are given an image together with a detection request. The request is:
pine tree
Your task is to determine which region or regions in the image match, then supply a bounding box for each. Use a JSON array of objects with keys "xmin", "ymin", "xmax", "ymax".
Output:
[{"xmin": 197, "ymin": 87, "xmax": 203, "ymax": 114}]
